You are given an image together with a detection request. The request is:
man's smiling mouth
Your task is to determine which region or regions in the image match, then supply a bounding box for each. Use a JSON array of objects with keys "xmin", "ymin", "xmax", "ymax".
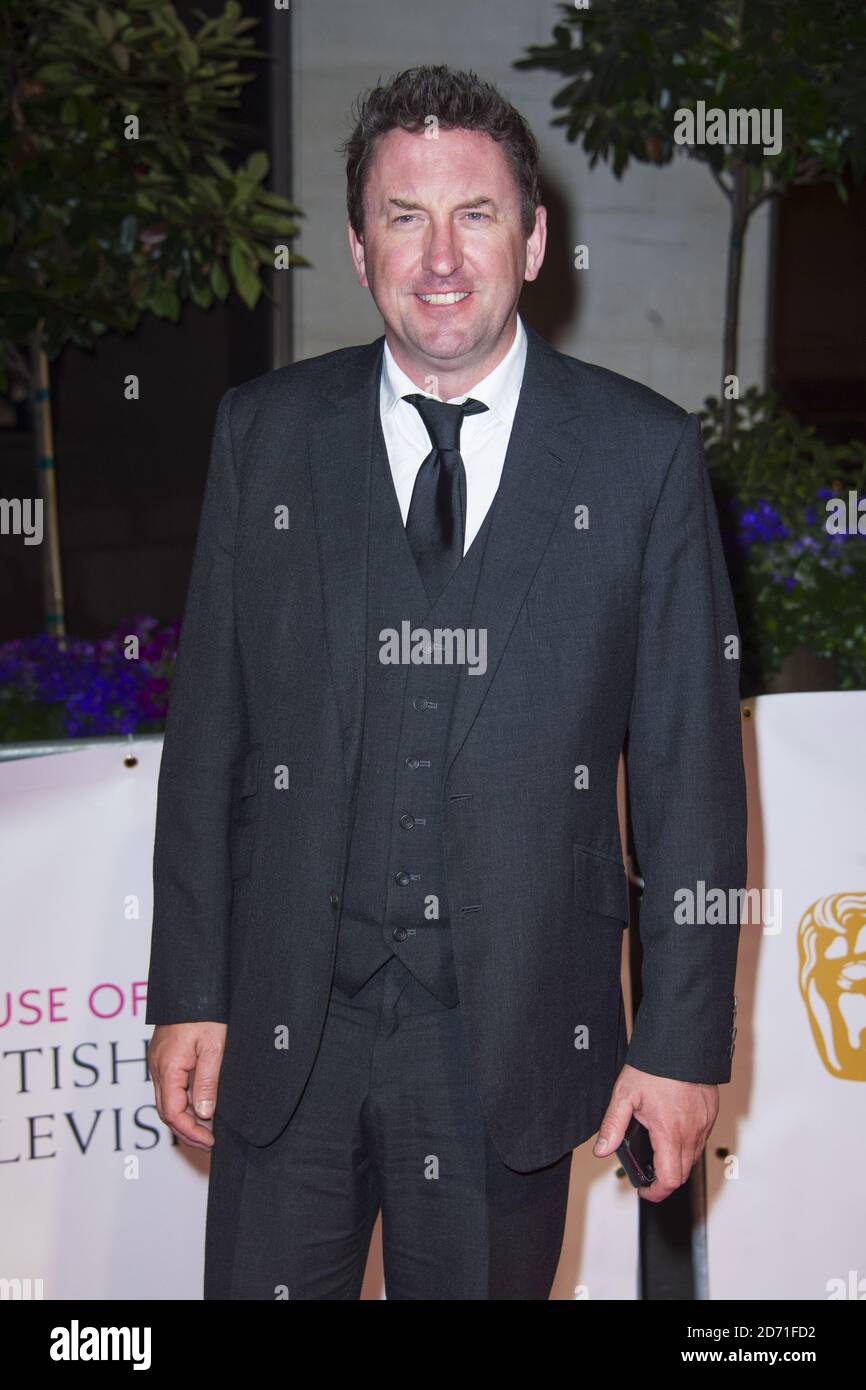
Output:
[{"xmin": 416, "ymin": 291, "xmax": 472, "ymax": 305}]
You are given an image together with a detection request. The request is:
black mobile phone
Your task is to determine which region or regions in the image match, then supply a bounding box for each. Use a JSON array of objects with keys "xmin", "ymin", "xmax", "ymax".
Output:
[{"xmin": 616, "ymin": 1116, "xmax": 656, "ymax": 1188}]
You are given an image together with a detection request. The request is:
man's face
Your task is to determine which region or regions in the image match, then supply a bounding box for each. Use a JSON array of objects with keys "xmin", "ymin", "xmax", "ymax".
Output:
[{"xmin": 348, "ymin": 126, "xmax": 545, "ymax": 386}]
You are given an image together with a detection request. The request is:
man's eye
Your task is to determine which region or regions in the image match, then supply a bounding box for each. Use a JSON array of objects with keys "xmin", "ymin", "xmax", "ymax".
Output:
[{"xmin": 393, "ymin": 212, "xmax": 487, "ymax": 224}]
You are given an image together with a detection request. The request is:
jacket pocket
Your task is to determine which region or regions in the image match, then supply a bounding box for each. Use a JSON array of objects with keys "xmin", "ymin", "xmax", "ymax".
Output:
[
  {"xmin": 573, "ymin": 842, "xmax": 628, "ymax": 927},
  {"xmin": 237, "ymin": 744, "xmax": 263, "ymax": 800},
  {"xmin": 525, "ymin": 593, "xmax": 581, "ymax": 630}
]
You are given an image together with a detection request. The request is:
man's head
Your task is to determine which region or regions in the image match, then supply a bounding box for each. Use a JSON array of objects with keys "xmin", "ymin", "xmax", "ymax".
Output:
[{"xmin": 340, "ymin": 65, "xmax": 546, "ymax": 394}]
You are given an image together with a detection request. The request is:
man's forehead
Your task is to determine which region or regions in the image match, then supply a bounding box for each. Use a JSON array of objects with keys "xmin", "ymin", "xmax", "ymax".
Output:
[{"xmin": 370, "ymin": 126, "xmax": 508, "ymax": 177}]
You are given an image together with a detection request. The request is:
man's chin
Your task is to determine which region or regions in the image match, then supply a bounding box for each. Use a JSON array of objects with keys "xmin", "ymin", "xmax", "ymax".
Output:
[{"xmin": 402, "ymin": 318, "xmax": 481, "ymax": 364}]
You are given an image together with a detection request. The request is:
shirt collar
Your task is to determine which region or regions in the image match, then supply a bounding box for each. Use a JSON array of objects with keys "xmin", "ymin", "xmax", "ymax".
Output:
[{"xmin": 380, "ymin": 313, "xmax": 527, "ymax": 431}]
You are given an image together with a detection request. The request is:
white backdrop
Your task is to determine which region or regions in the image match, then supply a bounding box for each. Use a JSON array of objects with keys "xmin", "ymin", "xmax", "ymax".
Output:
[
  {"xmin": 707, "ymin": 692, "xmax": 866, "ymax": 1301},
  {"xmin": 0, "ymin": 738, "xmax": 206, "ymax": 1301},
  {"xmin": 2, "ymin": 693, "xmax": 864, "ymax": 1299}
]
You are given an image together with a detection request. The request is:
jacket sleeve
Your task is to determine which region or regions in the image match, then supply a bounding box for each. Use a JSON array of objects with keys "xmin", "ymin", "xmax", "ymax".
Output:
[
  {"xmin": 145, "ymin": 387, "xmax": 245, "ymax": 1024},
  {"xmin": 623, "ymin": 412, "xmax": 747, "ymax": 1083}
]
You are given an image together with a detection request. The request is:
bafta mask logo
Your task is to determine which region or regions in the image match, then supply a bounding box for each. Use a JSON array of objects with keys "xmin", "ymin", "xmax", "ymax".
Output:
[{"xmin": 798, "ymin": 894, "xmax": 866, "ymax": 1080}]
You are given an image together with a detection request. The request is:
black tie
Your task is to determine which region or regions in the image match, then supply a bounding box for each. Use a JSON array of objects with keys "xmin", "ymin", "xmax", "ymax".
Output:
[{"xmin": 402, "ymin": 393, "xmax": 489, "ymax": 603}]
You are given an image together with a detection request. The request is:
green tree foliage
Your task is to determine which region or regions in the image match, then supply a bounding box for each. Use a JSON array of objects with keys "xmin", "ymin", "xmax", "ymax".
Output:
[
  {"xmin": 516, "ymin": 0, "xmax": 864, "ymax": 187},
  {"xmin": 0, "ymin": 0, "xmax": 307, "ymax": 374},
  {"xmin": 516, "ymin": 1, "xmax": 866, "ymax": 436}
]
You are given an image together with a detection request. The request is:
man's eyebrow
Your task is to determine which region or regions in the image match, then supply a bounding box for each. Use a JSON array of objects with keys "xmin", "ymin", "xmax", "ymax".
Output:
[{"xmin": 386, "ymin": 195, "xmax": 498, "ymax": 212}]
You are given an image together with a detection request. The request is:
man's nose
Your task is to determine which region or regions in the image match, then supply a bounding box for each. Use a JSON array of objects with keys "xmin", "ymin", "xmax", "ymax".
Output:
[{"xmin": 422, "ymin": 223, "xmax": 464, "ymax": 277}]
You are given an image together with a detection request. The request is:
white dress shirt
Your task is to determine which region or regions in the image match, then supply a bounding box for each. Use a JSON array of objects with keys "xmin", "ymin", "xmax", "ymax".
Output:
[{"xmin": 379, "ymin": 314, "xmax": 528, "ymax": 555}]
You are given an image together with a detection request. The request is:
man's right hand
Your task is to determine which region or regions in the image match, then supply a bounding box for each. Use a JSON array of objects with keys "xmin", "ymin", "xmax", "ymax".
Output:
[{"xmin": 149, "ymin": 1022, "xmax": 228, "ymax": 1151}]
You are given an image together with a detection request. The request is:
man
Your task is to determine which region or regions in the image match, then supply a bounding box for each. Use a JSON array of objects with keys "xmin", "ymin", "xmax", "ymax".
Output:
[{"xmin": 146, "ymin": 65, "xmax": 747, "ymax": 1300}]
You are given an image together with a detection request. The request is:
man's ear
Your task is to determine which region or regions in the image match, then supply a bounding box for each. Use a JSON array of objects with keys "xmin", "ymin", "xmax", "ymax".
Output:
[
  {"xmin": 348, "ymin": 220, "xmax": 368, "ymax": 287},
  {"xmin": 524, "ymin": 204, "xmax": 547, "ymax": 284}
]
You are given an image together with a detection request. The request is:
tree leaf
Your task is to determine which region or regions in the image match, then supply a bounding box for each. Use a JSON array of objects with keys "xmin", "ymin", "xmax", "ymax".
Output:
[
  {"xmin": 210, "ymin": 261, "xmax": 230, "ymax": 300},
  {"xmin": 204, "ymin": 153, "xmax": 234, "ymax": 181},
  {"xmin": 229, "ymin": 240, "xmax": 260, "ymax": 308},
  {"xmin": 245, "ymin": 150, "xmax": 269, "ymax": 184},
  {"xmin": 36, "ymin": 63, "xmax": 76, "ymax": 84},
  {"xmin": 146, "ymin": 281, "xmax": 180, "ymax": 320},
  {"xmin": 96, "ymin": 7, "xmax": 116, "ymax": 43},
  {"xmin": 190, "ymin": 282, "xmax": 214, "ymax": 310}
]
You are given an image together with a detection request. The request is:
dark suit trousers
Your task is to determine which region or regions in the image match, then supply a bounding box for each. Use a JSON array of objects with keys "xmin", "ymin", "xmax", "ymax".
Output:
[{"xmin": 203, "ymin": 956, "xmax": 572, "ymax": 1300}]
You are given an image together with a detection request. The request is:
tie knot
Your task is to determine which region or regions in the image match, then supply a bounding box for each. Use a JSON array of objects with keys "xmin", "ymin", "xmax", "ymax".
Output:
[{"xmin": 402, "ymin": 393, "xmax": 488, "ymax": 452}]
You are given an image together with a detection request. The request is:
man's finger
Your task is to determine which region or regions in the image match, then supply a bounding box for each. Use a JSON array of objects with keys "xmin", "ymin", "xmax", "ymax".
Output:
[
  {"xmin": 162, "ymin": 1066, "xmax": 214, "ymax": 1148},
  {"xmin": 638, "ymin": 1136, "xmax": 685, "ymax": 1202},
  {"xmin": 190, "ymin": 1038, "xmax": 223, "ymax": 1121},
  {"xmin": 592, "ymin": 1096, "xmax": 634, "ymax": 1157},
  {"xmin": 167, "ymin": 1111, "xmax": 215, "ymax": 1151}
]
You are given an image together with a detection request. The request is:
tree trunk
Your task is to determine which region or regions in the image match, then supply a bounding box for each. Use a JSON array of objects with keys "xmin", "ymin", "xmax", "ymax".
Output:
[
  {"xmin": 30, "ymin": 326, "xmax": 67, "ymax": 645},
  {"xmin": 721, "ymin": 162, "xmax": 750, "ymax": 443}
]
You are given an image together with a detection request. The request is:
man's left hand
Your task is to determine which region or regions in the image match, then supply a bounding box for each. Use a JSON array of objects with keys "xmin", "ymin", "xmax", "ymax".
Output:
[{"xmin": 592, "ymin": 1064, "xmax": 719, "ymax": 1203}]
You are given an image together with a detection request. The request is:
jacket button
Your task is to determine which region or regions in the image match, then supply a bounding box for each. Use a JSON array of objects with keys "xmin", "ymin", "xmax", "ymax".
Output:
[
  {"xmin": 328, "ymin": 890, "xmax": 339, "ymax": 908},
  {"xmin": 393, "ymin": 927, "xmax": 409, "ymax": 942},
  {"xmin": 399, "ymin": 814, "xmax": 415, "ymax": 830},
  {"xmin": 405, "ymin": 756, "xmax": 420, "ymax": 769},
  {"xmin": 394, "ymin": 870, "xmax": 410, "ymax": 887}
]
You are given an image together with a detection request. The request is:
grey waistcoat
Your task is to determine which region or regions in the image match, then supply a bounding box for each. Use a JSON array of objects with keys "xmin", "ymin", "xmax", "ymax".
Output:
[{"xmin": 333, "ymin": 409, "xmax": 496, "ymax": 1005}]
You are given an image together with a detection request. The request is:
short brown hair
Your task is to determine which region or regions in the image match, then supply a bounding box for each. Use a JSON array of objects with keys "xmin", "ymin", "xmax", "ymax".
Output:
[{"xmin": 339, "ymin": 65, "xmax": 541, "ymax": 240}]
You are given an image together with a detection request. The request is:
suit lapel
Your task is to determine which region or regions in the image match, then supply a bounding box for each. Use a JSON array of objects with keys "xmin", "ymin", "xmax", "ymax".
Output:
[
  {"xmin": 307, "ymin": 337, "xmax": 383, "ymax": 793},
  {"xmin": 443, "ymin": 324, "xmax": 586, "ymax": 776}
]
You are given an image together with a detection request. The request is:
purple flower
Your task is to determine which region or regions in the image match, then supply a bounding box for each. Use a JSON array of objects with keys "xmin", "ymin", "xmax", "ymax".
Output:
[
  {"xmin": 0, "ymin": 617, "xmax": 179, "ymax": 739},
  {"xmin": 734, "ymin": 499, "xmax": 789, "ymax": 548}
]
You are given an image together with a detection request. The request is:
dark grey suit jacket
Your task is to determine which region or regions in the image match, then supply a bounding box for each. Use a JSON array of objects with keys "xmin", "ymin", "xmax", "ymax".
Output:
[{"xmin": 146, "ymin": 322, "xmax": 747, "ymax": 1171}]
